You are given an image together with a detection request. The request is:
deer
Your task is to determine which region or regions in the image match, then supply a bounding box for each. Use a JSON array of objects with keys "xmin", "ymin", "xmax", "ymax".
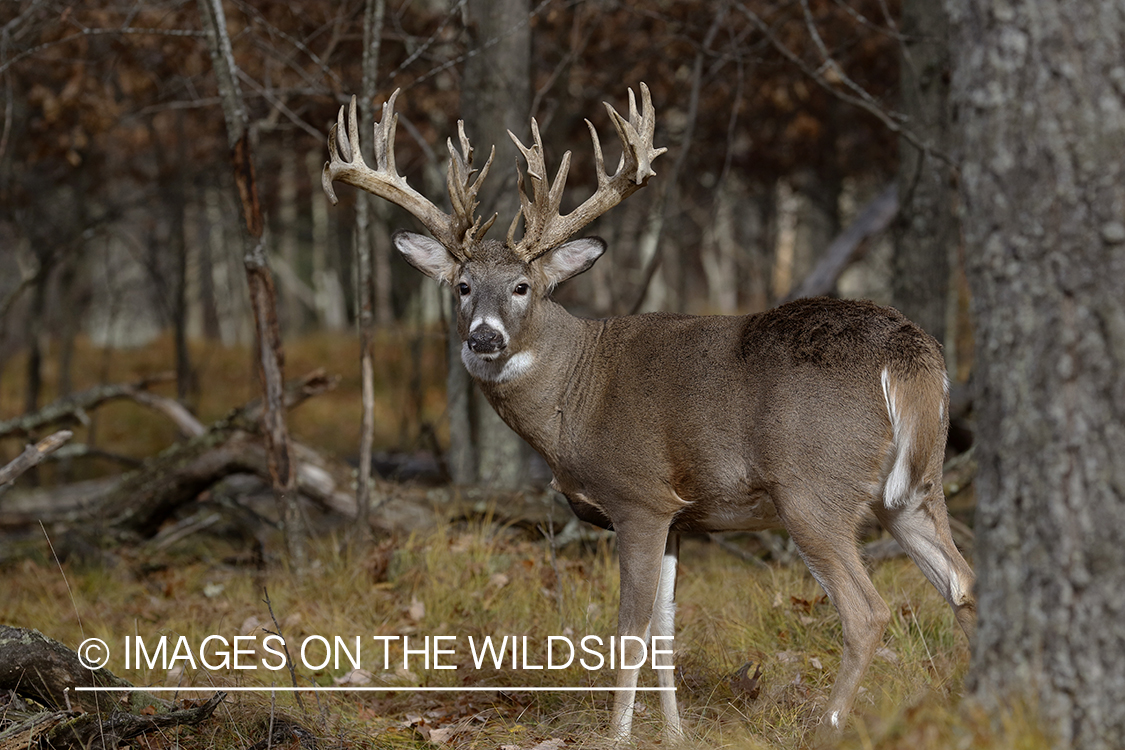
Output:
[{"xmin": 322, "ymin": 84, "xmax": 976, "ymax": 742}]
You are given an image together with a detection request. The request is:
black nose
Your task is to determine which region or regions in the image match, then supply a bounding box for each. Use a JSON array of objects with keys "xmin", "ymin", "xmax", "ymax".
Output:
[{"xmin": 468, "ymin": 325, "xmax": 506, "ymax": 354}]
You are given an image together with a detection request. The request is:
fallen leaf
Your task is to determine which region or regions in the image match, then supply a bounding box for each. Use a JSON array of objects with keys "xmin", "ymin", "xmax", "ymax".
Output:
[
  {"xmin": 732, "ymin": 661, "xmax": 762, "ymax": 700},
  {"xmin": 409, "ymin": 596, "xmax": 425, "ymax": 622},
  {"xmin": 775, "ymin": 650, "xmax": 799, "ymax": 664},
  {"xmin": 810, "ymin": 657, "xmax": 823, "ymax": 670},
  {"xmin": 333, "ymin": 669, "xmax": 373, "ymax": 686},
  {"xmin": 429, "ymin": 726, "xmax": 457, "ymax": 744},
  {"xmin": 529, "ymin": 739, "xmax": 565, "ymax": 750}
]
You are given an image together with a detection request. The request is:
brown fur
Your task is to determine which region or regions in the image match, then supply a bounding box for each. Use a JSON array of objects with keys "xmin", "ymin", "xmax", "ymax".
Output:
[{"xmin": 391, "ymin": 235, "xmax": 976, "ymax": 742}]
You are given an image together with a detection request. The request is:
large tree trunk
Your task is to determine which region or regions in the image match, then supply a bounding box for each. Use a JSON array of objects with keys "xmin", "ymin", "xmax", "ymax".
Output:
[
  {"xmin": 949, "ymin": 1, "xmax": 1125, "ymax": 747},
  {"xmin": 892, "ymin": 0, "xmax": 956, "ymax": 348},
  {"xmin": 458, "ymin": 0, "xmax": 532, "ymax": 488}
]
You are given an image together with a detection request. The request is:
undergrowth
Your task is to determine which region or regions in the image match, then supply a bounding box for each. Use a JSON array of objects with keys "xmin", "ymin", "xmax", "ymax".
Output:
[{"xmin": 0, "ymin": 520, "xmax": 1049, "ymax": 749}]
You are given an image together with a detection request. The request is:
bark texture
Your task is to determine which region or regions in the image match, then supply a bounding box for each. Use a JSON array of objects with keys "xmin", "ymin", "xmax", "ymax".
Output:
[
  {"xmin": 458, "ymin": 0, "xmax": 533, "ymax": 488},
  {"xmin": 892, "ymin": 0, "xmax": 956, "ymax": 345},
  {"xmin": 196, "ymin": 0, "xmax": 304, "ymax": 568},
  {"xmin": 948, "ymin": 1, "xmax": 1125, "ymax": 747}
]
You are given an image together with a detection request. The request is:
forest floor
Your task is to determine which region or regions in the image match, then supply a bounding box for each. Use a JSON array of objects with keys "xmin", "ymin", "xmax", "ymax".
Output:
[
  {"xmin": 0, "ymin": 334, "xmax": 1048, "ymax": 748},
  {"xmin": 2, "ymin": 519, "xmax": 1015, "ymax": 750}
]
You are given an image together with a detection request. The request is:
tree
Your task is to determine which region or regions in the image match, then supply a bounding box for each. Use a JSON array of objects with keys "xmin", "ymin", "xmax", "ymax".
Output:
[
  {"xmin": 452, "ymin": 0, "xmax": 534, "ymax": 488},
  {"xmin": 196, "ymin": 0, "xmax": 305, "ymax": 569},
  {"xmin": 892, "ymin": 0, "xmax": 956, "ymax": 347},
  {"xmin": 948, "ymin": 1, "xmax": 1125, "ymax": 747}
]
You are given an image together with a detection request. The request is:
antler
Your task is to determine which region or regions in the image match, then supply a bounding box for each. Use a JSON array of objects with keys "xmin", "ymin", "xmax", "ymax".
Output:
[
  {"xmin": 323, "ymin": 90, "xmax": 495, "ymax": 259},
  {"xmin": 507, "ymin": 83, "xmax": 667, "ymax": 260}
]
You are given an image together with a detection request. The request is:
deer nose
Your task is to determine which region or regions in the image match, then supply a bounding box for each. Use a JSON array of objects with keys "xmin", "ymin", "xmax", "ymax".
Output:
[{"xmin": 467, "ymin": 325, "xmax": 506, "ymax": 354}]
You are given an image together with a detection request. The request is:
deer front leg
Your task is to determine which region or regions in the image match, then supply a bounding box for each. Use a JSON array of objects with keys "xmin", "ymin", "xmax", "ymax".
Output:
[
  {"xmin": 652, "ymin": 533, "xmax": 682, "ymax": 740},
  {"xmin": 610, "ymin": 514, "xmax": 675, "ymax": 742}
]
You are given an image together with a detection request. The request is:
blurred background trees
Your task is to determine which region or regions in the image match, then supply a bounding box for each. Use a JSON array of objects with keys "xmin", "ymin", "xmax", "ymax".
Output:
[{"xmin": 0, "ymin": 0, "xmax": 922, "ymax": 474}]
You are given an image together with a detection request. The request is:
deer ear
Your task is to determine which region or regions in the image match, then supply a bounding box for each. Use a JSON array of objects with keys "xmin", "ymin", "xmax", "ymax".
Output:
[
  {"xmin": 538, "ymin": 237, "xmax": 607, "ymax": 287},
  {"xmin": 393, "ymin": 230, "xmax": 458, "ymax": 284}
]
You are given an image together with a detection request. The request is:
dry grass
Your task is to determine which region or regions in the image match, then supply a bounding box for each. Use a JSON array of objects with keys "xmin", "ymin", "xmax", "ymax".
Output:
[
  {"xmin": 0, "ymin": 335, "xmax": 1051, "ymax": 748},
  {"xmin": 0, "ymin": 520, "xmax": 1050, "ymax": 749}
]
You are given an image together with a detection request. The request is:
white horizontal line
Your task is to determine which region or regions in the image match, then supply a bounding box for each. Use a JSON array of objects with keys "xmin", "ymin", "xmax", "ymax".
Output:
[{"xmin": 74, "ymin": 686, "xmax": 675, "ymax": 693}]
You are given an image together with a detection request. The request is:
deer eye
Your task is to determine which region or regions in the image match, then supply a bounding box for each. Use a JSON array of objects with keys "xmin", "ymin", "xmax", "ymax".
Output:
[
  {"xmin": 513, "ymin": 283, "xmax": 530, "ymax": 296},
  {"xmin": 457, "ymin": 282, "xmax": 471, "ymax": 296}
]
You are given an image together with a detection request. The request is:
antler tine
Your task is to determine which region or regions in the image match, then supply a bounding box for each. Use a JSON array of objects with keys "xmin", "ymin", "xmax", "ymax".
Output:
[
  {"xmin": 507, "ymin": 119, "xmax": 574, "ymax": 260},
  {"xmin": 446, "ymin": 121, "xmax": 497, "ymax": 249},
  {"xmin": 323, "ymin": 89, "xmax": 485, "ymax": 260},
  {"xmin": 508, "ymin": 83, "xmax": 666, "ymax": 258}
]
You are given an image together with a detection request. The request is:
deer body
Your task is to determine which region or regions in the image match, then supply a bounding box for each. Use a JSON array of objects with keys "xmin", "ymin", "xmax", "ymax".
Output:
[{"xmin": 324, "ymin": 86, "xmax": 976, "ymax": 741}]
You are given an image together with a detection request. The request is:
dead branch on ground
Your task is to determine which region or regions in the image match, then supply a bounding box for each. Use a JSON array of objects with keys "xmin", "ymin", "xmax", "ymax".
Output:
[
  {"xmin": 0, "ymin": 430, "xmax": 73, "ymax": 489},
  {"xmin": 0, "ymin": 374, "xmax": 175, "ymax": 440}
]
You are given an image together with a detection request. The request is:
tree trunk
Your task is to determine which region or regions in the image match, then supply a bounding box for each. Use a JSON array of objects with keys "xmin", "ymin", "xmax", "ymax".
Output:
[
  {"xmin": 949, "ymin": 1, "xmax": 1125, "ymax": 747},
  {"xmin": 892, "ymin": 0, "xmax": 956, "ymax": 348},
  {"xmin": 459, "ymin": 0, "xmax": 532, "ymax": 488},
  {"xmin": 353, "ymin": 0, "xmax": 386, "ymax": 532},
  {"xmin": 196, "ymin": 0, "xmax": 304, "ymax": 570}
]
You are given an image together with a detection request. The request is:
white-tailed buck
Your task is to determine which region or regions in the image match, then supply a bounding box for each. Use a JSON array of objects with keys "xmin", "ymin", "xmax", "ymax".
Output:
[{"xmin": 323, "ymin": 85, "xmax": 976, "ymax": 740}]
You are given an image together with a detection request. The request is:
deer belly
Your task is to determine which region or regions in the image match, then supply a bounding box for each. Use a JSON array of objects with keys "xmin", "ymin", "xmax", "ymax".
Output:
[{"xmin": 670, "ymin": 487, "xmax": 783, "ymax": 533}]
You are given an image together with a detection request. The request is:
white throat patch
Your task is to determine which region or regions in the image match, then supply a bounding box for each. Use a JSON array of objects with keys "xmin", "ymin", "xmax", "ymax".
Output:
[{"xmin": 462, "ymin": 344, "xmax": 535, "ymax": 383}]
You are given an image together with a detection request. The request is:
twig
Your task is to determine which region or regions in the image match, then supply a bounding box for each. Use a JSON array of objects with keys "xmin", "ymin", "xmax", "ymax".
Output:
[
  {"xmin": 734, "ymin": 2, "xmax": 950, "ymax": 164},
  {"xmin": 262, "ymin": 587, "xmax": 307, "ymax": 716},
  {"xmin": 0, "ymin": 431, "xmax": 74, "ymax": 487},
  {"xmin": 0, "ymin": 374, "xmax": 174, "ymax": 439},
  {"xmin": 708, "ymin": 533, "xmax": 769, "ymax": 568}
]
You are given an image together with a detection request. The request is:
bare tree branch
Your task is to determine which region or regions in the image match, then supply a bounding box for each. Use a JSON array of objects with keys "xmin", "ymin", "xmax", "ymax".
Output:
[
  {"xmin": 0, "ymin": 431, "xmax": 73, "ymax": 488},
  {"xmin": 0, "ymin": 374, "xmax": 175, "ymax": 439},
  {"xmin": 782, "ymin": 183, "xmax": 899, "ymax": 303},
  {"xmin": 734, "ymin": 1, "xmax": 950, "ymax": 164}
]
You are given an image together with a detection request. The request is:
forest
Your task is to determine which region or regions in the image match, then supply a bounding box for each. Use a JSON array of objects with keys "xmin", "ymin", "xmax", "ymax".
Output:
[{"xmin": 1, "ymin": 0, "xmax": 1122, "ymax": 748}]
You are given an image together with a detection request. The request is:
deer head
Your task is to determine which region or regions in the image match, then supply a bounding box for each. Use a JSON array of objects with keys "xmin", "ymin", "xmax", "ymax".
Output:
[{"xmin": 323, "ymin": 85, "xmax": 666, "ymax": 377}]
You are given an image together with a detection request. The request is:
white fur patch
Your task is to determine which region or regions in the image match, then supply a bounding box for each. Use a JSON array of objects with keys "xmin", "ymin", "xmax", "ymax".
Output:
[
  {"xmin": 881, "ymin": 368, "xmax": 913, "ymax": 509},
  {"xmin": 461, "ymin": 344, "xmax": 535, "ymax": 383},
  {"xmin": 652, "ymin": 551, "xmax": 678, "ymax": 645},
  {"xmin": 496, "ymin": 351, "xmax": 535, "ymax": 382},
  {"xmin": 948, "ymin": 568, "xmax": 970, "ymax": 607},
  {"xmin": 470, "ymin": 315, "xmax": 507, "ymax": 338}
]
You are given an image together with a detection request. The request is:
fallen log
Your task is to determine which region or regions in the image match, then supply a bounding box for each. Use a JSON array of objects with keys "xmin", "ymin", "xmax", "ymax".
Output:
[
  {"xmin": 0, "ymin": 625, "xmax": 224, "ymax": 750},
  {"xmin": 0, "ymin": 371, "xmax": 355, "ymax": 541}
]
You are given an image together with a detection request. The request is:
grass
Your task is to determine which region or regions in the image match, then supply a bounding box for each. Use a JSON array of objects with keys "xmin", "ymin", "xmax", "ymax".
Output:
[
  {"xmin": 2, "ymin": 518, "xmax": 1045, "ymax": 749},
  {"xmin": 0, "ymin": 333, "xmax": 1051, "ymax": 747}
]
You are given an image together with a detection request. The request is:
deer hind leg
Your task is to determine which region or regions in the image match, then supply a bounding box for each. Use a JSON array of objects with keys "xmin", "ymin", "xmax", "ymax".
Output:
[
  {"xmin": 610, "ymin": 514, "xmax": 676, "ymax": 742},
  {"xmin": 873, "ymin": 489, "xmax": 976, "ymax": 640},
  {"xmin": 779, "ymin": 496, "xmax": 891, "ymax": 731}
]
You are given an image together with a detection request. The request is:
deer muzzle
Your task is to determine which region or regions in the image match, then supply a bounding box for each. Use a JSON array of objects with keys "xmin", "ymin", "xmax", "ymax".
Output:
[{"xmin": 467, "ymin": 325, "xmax": 506, "ymax": 357}]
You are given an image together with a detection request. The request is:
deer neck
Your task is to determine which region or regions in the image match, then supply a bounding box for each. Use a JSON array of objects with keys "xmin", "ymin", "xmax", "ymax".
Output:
[{"xmin": 465, "ymin": 301, "xmax": 600, "ymax": 459}]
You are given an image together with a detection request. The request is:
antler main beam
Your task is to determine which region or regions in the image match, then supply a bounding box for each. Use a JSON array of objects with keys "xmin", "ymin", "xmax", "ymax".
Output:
[
  {"xmin": 324, "ymin": 85, "xmax": 663, "ymax": 262},
  {"xmin": 323, "ymin": 91, "xmax": 494, "ymax": 259},
  {"xmin": 507, "ymin": 82, "xmax": 667, "ymax": 260}
]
